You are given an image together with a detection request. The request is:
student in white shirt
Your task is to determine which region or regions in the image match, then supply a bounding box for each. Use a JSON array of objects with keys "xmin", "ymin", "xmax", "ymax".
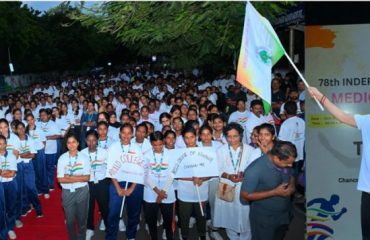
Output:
[
  {"xmin": 143, "ymin": 131, "xmax": 176, "ymax": 240},
  {"xmin": 212, "ymin": 114, "xmax": 227, "ymax": 145},
  {"xmin": 177, "ymin": 126, "xmax": 209, "ymax": 240},
  {"xmin": 105, "ymin": 123, "xmax": 144, "ymax": 240},
  {"xmin": 245, "ymin": 100, "xmax": 268, "ymax": 144},
  {"xmin": 131, "ymin": 123, "xmax": 152, "ymax": 155},
  {"xmin": 57, "ymin": 134, "xmax": 90, "ymax": 240},
  {"xmin": 15, "ymin": 122, "xmax": 43, "ymax": 218},
  {"xmin": 0, "ymin": 135, "xmax": 18, "ymax": 240},
  {"xmin": 25, "ymin": 113, "xmax": 49, "ymax": 195},
  {"xmin": 213, "ymin": 123, "xmax": 255, "ymax": 240},
  {"xmin": 98, "ymin": 112, "xmax": 119, "ymax": 142},
  {"xmin": 81, "ymin": 130, "xmax": 109, "ymax": 240},
  {"xmin": 173, "ymin": 117, "xmax": 186, "ymax": 149},
  {"xmin": 228, "ymin": 100, "xmax": 251, "ymax": 127},
  {"xmin": 38, "ymin": 109, "xmax": 60, "ymax": 193},
  {"xmin": 278, "ymin": 101, "xmax": 305, "ymax": 175},
  {"xmin": 97, "ymin": 121, "xmax": 115, "ymax": 150}
]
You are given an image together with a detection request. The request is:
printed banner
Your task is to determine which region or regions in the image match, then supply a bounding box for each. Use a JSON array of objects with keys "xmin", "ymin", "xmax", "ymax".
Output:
[
  {"xmin": 169, "ymin": 147, "xmax": 219, "ymax": 178},
  {"xmin": 305, "ymin": 24, "xmax": 369, "ymax": 239},
  {"xmin": 107, "ymin": 152, "xmax": 146, "ymax": 184}
]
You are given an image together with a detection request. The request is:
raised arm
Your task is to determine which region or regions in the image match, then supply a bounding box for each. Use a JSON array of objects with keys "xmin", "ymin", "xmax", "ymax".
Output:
[{"xmin": 308, "ymin": 87, "xmax": 356, "ymax": 128}]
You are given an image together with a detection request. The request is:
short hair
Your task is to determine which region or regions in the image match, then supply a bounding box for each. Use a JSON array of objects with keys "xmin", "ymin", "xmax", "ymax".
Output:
[
  {"xmin": 120, "ymin": 123, "xmax": 133, "ymax": 133},
  {"xmin": 66, "ymin": 133, "xmax": 80, "ymax": 143},
  {"xmin": 269, "ymin": 141, "xmax": 297, "ymax": 161},
  {"xmin": 150, "ymin": 131, "xmax": 164, "ymax": 142},
  {"xmin": 159, "ymin": 112, "xmax": 171, "ymax": 122},
  {"xmin": 164, "ymin": 130, "xmax": 176, "ymax": 139},
  {"xmin": 199, "ymin": 125, "xmax": 213, "ymax": 135},
  {"xmin": 224, "ymin": 122, "xmax": 244, "ymax": 141},
  {"xmin": 0, "ymin": 118, "xmax": 9, "ymax": 126},
  {"xmin": 136, "ymin": 122, "xmax": 148, "ymax": 133},
  {"xmin": 0, "ymin": 135, "xmax": 6, "ymax": 143},
  {"xmin": 284, "ymin": 101, "xmax": 297, "ymax": 115},
  {"xmin": 182, "ymin": 126, "xmax": 196, "ymax": 137},
  {"xmin": 85, "ymin": 129, "xmax": 98, "ymax": 139},
  {"xmin": 97, "ymin": 121, "xmax": 109, "ymax": 129},
  {"xmin": 185, "ymin": 119, "xmax": 199, "ymax": 129},
  {"xmin": 258, "ymin": 123, "xmax": 276, "ymax": 137},
  {"xmin": 250, "ymin": 99, "xmax": 263, "ymax": 109}
]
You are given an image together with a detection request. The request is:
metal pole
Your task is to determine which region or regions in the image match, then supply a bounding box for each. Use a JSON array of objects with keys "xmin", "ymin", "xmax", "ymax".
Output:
[
  {"xmin": 289, "ymin": 28, "xmax": 294, "ymax": 58},
  {"xmin": 8, "ymin": 46, "xmax": 12, "ymax": 76}
]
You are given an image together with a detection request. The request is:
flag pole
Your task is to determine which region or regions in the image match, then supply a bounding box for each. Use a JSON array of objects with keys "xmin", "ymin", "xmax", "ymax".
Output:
[
  {"xmin": 119, "ymin": 181, "xmax": 129, "ymax": 218},
  {"xmin": 283, "ymin": 51, "xmax": 324, "ymax": 111},
  {"xmin": 195, "ymin": 185, "xmax": 204, "ymax": 216}
]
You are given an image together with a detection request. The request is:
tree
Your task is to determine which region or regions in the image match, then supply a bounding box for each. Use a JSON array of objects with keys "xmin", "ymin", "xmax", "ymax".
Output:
[{"xmin": 70, "ymin": 2, "xmax": 292, "ymax": 70}]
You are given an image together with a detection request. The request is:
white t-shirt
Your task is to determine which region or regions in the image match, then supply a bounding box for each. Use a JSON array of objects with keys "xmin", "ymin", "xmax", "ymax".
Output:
[
  {"xmin": 0, "ymin": 151, "xmax": 17, "ymax": 182},
  {"xmin": 245, "ymin": 113, "xmax": 268, "ymax": 144},
  {"xmin": 108, "ymin": 126, "xmax": 120, "ymax": 142},
  {"xmin": 131, "ymin": 138, "xmax": 152, "ymax": 156},
  {"xmin": 175, "ymin": 135, "xmax": 186, "ymax": 149},
  {"xmin": 81, "ymin": 147, "xmax": 108, "ymax": 183},
  {"xmin": 228, "ymin": 110, "xmax": 251, "ymax": 126},
  {"xmin": 354, "ymin": 114, "xmax": 370, "ymax": 192},
  {"xmin": 106, "ymin": 142, "xmax": 143, "ymax": 182},
  {"xmin": 19, "ymin": 136, "xmax": 37, "ymax": 163},
  {"xmin": 29, "ymin": 127, "xmax": 46, "ymax": 151},
  {"xmin": 143, "ymin": 148, "xmax": 176, "ymax": 203},
  {"xmin": 55, "ymin": 118, "xmax": 69, "ymax": 136},
  {"xmin": 98, "ymin": 137, "xmax": 116, "ymax": 150},
  {"xmin": 278, "ymin": 116, "xmax": 305, "ymax": 161},
  {"xmin": 57, "ymin": 151, "xmax": 91, "ymax": 191},
  {"xmin": 38, "ymin": 120, "xmax": 60, "ymax": 154},
  {"xmin": 6, "ymin": 133, "xmax": 21, "ymax": 159}
]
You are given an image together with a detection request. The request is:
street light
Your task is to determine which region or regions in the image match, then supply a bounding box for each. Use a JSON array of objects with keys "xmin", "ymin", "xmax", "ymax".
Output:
[{"xmin": 152, "ymin": 55, "xmax": 157, "ymax": 62}]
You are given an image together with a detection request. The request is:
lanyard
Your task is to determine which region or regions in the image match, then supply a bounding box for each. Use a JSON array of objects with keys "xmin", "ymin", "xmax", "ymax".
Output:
[
  {"xmin": 20, "ymin": 135, "xmax": 29, "ymax": 153},
  {"xmin": 98, "ymin": 138, "xmax": 108, "ymax": 149},
  {"xmin": 68, "ymin": 152, "xmax": 78, "ymax": 175},
  {"xmin": 0, "ymin": 151, "xmax": 8, "ymax": 171},
  {"xmin": 152, "ymin": 150, "xmax": 164, "ymax": 172},
  {"xmin": 88, "ymin": 149, "xmax": 98, "ymax": 170},
  {"xmin": 121, "ymin": 143, "xmax": 131, "ymax": 154},
  {"xmin": 41, "ymin": 121, "xmax": 49, "ymax": 132},
  {"xmin": 228, "ymin": 144, "xmax": 242, "ymax": 173}
]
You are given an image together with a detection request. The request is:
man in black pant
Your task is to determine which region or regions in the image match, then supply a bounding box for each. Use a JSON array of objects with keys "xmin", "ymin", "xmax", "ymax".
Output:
[{"xmin": 240, "ymin": 141, "xmax": 296, "ymax": 240}]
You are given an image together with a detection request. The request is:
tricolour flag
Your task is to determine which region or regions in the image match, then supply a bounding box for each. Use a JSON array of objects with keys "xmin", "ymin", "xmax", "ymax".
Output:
[{"xmin": 237, "ymin": 2, "xmax": 285, "ymax": 113}]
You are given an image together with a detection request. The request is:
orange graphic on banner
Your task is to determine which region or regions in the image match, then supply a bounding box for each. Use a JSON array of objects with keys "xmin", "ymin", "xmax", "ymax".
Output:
[{"xmin": 306, "ymin": 26, "xmax": 336, "ymax": 49}]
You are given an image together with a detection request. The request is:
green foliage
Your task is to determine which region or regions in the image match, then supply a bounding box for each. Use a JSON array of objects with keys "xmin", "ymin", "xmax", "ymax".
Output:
[
  {"xmin": 70, "ymin": 1, "xmax": 293, "ymax": 69},
  {"xmin": 0, "ymin": 2, "xmax": 117, "ymax": 74}
]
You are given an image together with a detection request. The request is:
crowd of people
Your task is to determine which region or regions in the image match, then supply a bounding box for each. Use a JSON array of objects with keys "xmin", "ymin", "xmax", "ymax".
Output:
[{"xmin": 0, "ymin": 66, "xmax": 306, "ymax": 240}]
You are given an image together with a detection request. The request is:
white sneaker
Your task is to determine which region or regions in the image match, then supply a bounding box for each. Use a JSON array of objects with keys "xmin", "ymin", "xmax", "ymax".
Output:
[
  {"xmin": 162, "ymin": 231, "xmax": 167, "ymax": 240},
  {"xmin": 189, "ymin": 217, "xmax": 196, "ymax": 228},
  {"xmin": 44, "ymin": 194, "xmax": 50, "ymax": 199},
  {"xmin": 99, "ymin": 220, "xmax": 106, "ymax": 231},
  {"xmin": 86, "ymin": 229, "xmax": 94, "ymax": 240},
  {"xmin": 145, "ymin": 224, "xmax": 149, "ymax": 232},
  {"xmin": 8, "ymin": 230, "xmax": 16, "ymax": 240},
  {"xmin": 157, "ymin": 216, "xmax": 163, "ymax": 226},
  {"xmin": 119, "ymin": 219, "xmax": 126, "ymax": 232},
  {"xmin": 210, "ymin": 231, "xmax": 223, "ymax": 240},
  {"xmin": 15, "ymin": 220, "xmax": 23, "ymax": 228},
  {"xmin": 178, "ymin": 228, "xmax": 183, "ymax": 240}
]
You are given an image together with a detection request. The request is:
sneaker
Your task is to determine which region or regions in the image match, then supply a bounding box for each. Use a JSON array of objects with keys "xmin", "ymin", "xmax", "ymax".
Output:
[
  {"xmin": 15, "ymin": 220, "xmax": 23, "ymax": 228},
  {"xmin": 119, "ymin": 219, "xmax": 126, "ymax": 232},
  {"xmin": 189, "ymin": 217, "xmax": 196, "ymax": 228},
  {"xmin": 86, "ymin": 229, "xmax": 94, "ymax": 240},
  {"xmin": 162, "ymin": 231, "xmax": 167, "ymax": 240},
  {"xmin": 99, "ymin": 220, "xmax": 106, "ymax": 231},
  {"xmin": 8, "ymin": 230, "xmax": 16, "ymax": 240},
  {"xmin": 44, "ymin": 194, "xmax": 50, "ymax": 199},
  {"xmin": 178, "ymin": 228, "xmax": 183, "ymax": 240},
  {"xmin": 210, "ymin": 231, "xmax": 223, "ymax": 240}
]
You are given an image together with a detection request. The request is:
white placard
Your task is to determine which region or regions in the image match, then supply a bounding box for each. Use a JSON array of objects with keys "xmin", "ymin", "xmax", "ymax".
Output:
[{"xmin": 169, "ymin": 147, "xmax": 219, "ymax": 178}]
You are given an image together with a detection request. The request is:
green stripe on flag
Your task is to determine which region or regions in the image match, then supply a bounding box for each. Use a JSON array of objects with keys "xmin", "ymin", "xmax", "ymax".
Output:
[{"xmin": 262, "ymin": 99, "xmax": 271, "ymax": 114}]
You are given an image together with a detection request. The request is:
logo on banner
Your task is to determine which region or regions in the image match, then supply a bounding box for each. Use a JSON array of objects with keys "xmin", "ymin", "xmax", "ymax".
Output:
[{"xmin": 307, "ymin": 194, "xmax": 347, "ymax": 240}]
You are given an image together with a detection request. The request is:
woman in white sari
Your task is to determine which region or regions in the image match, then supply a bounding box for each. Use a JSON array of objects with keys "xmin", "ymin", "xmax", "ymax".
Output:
[{"xmin": 213, "ymin": 122, "xmax": 256, "ymax": 240}]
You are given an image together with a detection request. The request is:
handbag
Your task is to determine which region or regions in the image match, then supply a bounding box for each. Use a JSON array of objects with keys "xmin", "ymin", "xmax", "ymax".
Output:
[{"xmin": 217, "ymin": 145, "xmax": 244, "ymax": 202}]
